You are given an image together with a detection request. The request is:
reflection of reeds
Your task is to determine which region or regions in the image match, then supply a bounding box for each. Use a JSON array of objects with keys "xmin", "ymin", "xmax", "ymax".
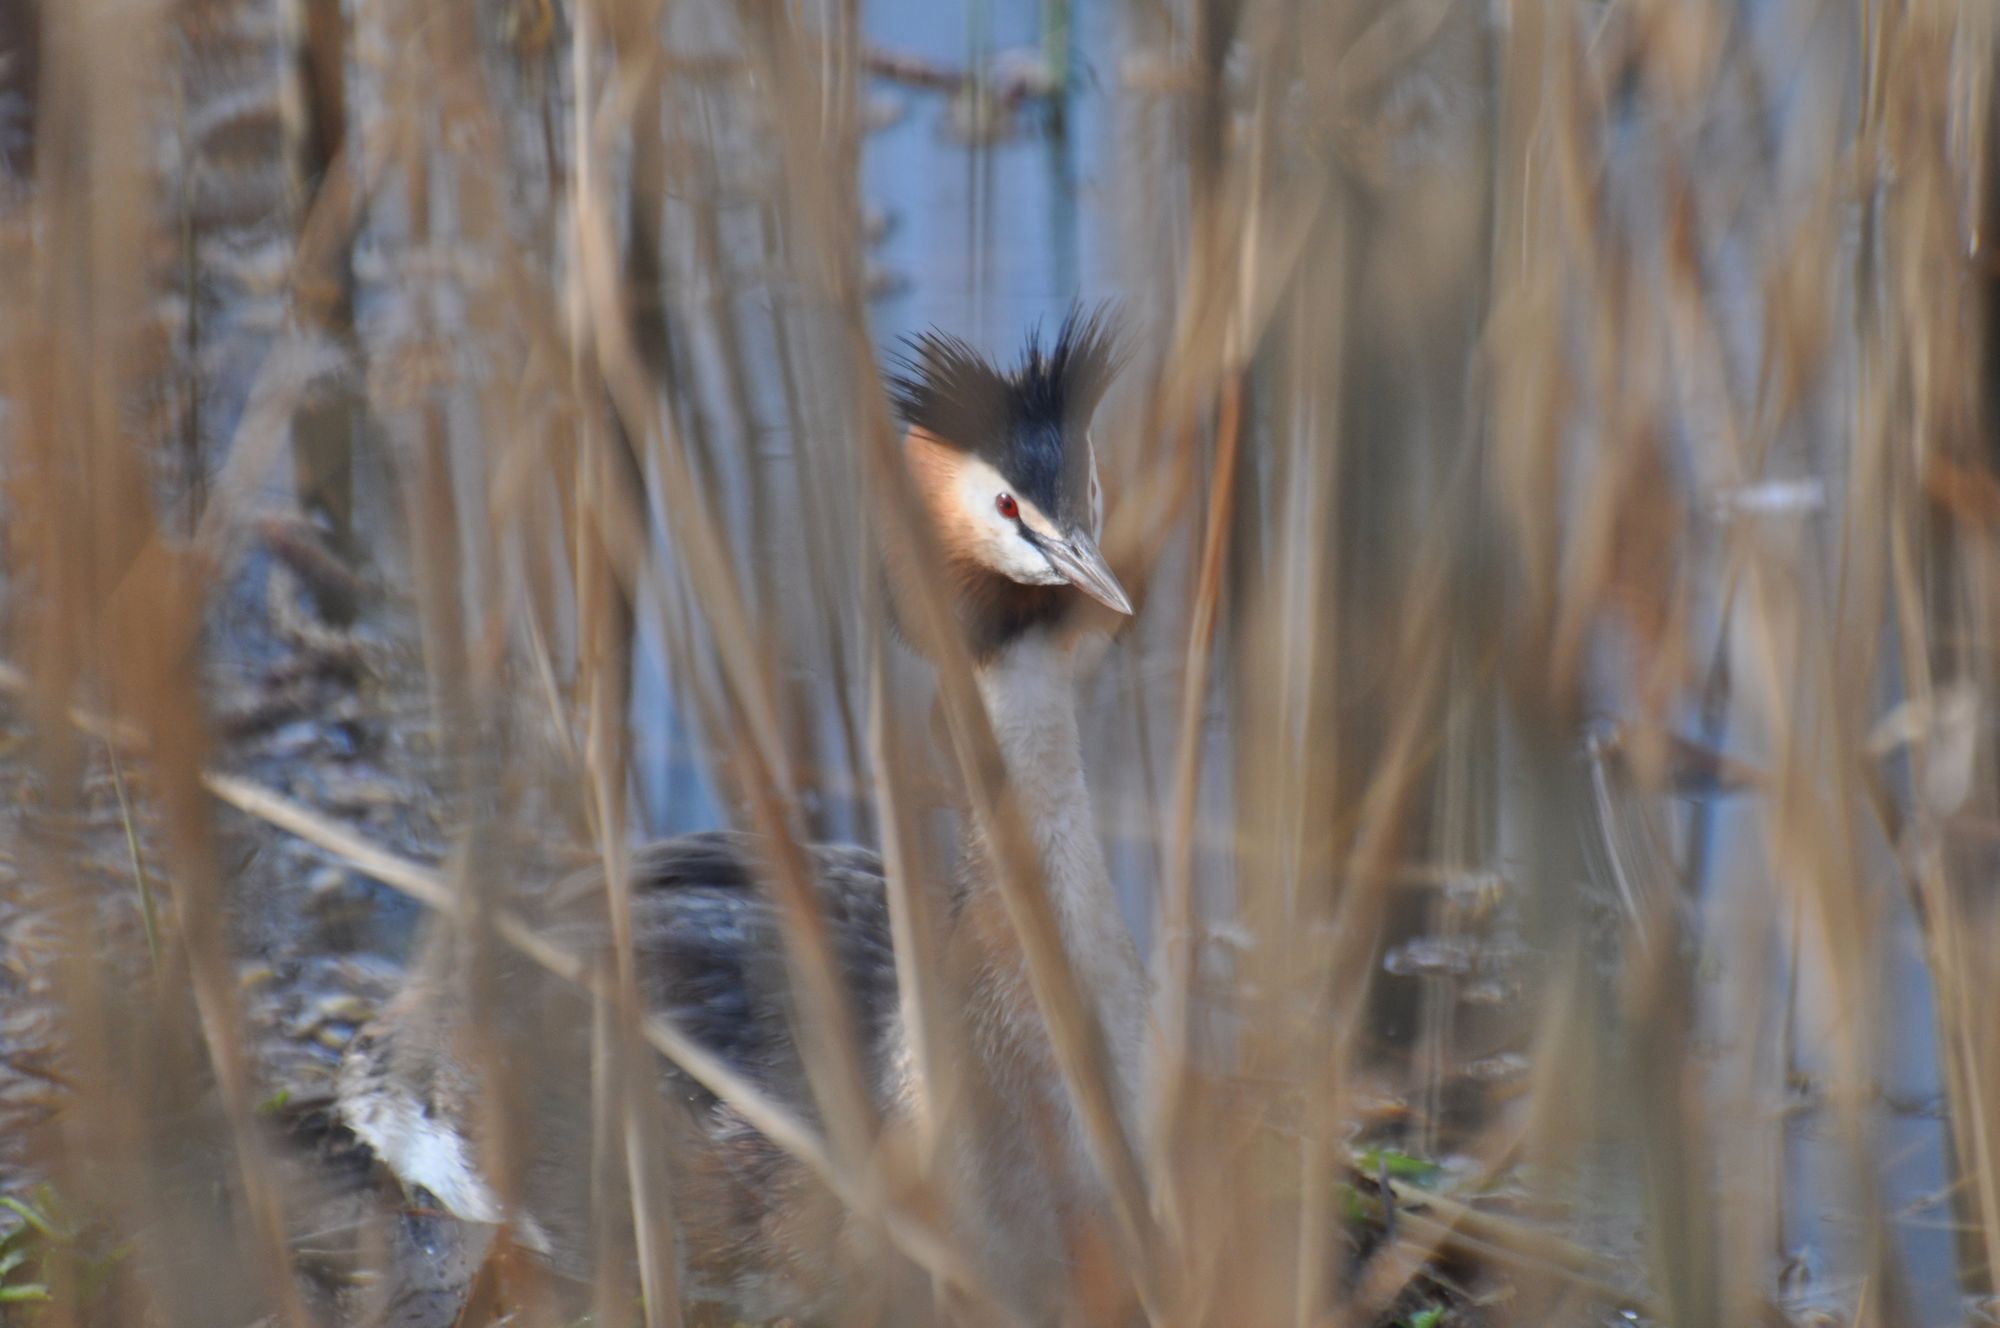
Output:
[{"xmin": 3, "ymin": 0, "xmax": 1997, "ymax": 1323}]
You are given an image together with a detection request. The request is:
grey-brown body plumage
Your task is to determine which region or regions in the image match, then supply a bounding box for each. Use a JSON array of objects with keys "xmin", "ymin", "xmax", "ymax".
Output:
[
  {"xmin": 338, "ymin": 310, "xmax": 1143, "ymax": 1325},
  {"xmin": 339, "ymin": 834, "xmax": 901, "ymax": 1317}
]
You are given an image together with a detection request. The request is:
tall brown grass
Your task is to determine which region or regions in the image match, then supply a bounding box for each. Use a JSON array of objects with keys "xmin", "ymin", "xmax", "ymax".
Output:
[{"xmin": 0, "ymin": 0, "xmax": 1993, "ymax": 1324}]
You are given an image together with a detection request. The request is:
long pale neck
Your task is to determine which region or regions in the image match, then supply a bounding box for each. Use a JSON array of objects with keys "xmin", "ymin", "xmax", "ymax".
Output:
[{"xmin": 972, "ymin": 633, "xmax": 1147, "ymax": 1105}]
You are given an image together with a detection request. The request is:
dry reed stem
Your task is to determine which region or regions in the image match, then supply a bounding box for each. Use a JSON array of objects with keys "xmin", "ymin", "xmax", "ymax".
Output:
[
  {"xmin": 866, "ymin": 626, "xmax": 967, "ymax": 1174},
  {"xmin": 567, "ymin": 10, "xmax": 681, "ymax": 1321},
  {"xmin": 0, "ymin": 652, "xmax": 1015, "ymax": 1320},
  {"xmin": 13, "ymin": 2, "xmax": 310, "ymax": 1321},
  {"xmin": 8, "ymin": 0, "xmax": 1996, "ymax": 1321},
  {"xmin": 205, "ymin": 768, "xmax": 1023, "ymax": 1324},
  {"xmin": 725, "ymin": 11, "xmax": 1177, "ymax": 1310},
  {"xmin": 570, "ymin": 82, "xmax": 883, "ymax": 1180}
]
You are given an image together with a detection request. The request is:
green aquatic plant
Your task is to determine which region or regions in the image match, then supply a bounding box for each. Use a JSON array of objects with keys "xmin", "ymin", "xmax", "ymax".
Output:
[
  {"xmin": 1357, "ymin": 1145, "xmax": 1446, "ymax": 1190},
  {"xmin": 0, "ymin": 1186, "xmax": 128, "ymax": 1316},
  {"xmin": 0, "ymin": 1188, "xmax": 65, "ymax": 1307}
]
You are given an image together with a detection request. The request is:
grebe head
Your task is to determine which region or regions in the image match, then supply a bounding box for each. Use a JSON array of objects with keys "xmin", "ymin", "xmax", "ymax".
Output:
[{"xmin": 889, "ymin": 308, "xmax": 1132, "ymax": 659}]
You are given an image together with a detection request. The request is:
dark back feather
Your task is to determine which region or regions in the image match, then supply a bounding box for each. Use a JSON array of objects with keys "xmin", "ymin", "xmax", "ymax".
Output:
[{"xmin": 612, "ymin": 832, "xmax": 897, "ymax": 1104}]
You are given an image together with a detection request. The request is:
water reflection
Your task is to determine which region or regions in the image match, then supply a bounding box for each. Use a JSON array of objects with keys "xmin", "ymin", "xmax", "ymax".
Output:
[{"xmin": 861, "ymin": 0, "xmax": 1110, "ymax": 351}]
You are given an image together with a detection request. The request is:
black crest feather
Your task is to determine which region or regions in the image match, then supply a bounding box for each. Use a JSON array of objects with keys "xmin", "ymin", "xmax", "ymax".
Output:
[{"xmin": 887, "ymin": 305, "xmax": 1122, "ymax": 528}]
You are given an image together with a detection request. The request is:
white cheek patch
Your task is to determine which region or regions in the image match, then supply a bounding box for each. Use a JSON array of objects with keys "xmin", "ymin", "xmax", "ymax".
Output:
[{"xmin": 949, "ymin": 455, "xmax": 1065, "ymax": 585}]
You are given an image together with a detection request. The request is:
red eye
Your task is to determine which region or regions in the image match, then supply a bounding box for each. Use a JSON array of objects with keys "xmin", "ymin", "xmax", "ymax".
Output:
[{"xmin": 995, "ymin": 493, "xmax": 1019, "ymax": 520}]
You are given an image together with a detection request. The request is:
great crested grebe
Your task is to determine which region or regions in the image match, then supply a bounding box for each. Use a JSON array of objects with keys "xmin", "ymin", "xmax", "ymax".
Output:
[{"xmin": 337, "ymin": 310, "xmax": 1145, "ymax": 1322}]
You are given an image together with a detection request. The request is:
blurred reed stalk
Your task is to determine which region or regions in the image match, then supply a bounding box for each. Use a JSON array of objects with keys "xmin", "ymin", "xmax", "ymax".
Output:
[{"xmin": 4, "ymin": 0, "xmax": 1999, "ymax": 1325}]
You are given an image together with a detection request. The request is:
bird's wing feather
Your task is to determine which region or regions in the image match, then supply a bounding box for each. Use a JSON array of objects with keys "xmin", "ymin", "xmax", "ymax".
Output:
[{"xmin": 557, "ymin": 831, "xmax": 897, "ymax": 1101}]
